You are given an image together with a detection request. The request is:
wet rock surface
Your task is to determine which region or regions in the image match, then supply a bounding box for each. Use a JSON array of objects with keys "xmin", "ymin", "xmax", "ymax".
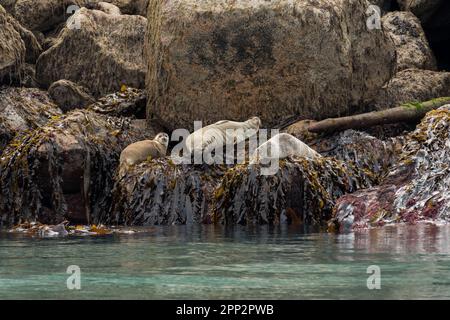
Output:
[
  {"xmin": 331, "ymin": 106, "xmax": 450, "ymax": 231},
  {"xmin": 0, "ymin": 109, "xmax": 156, "ymax": 227},
  {"xmin": 110, "ymin": 161, "xmax": 228, "ymax": 226},
  {"xmin": 213, "ymin": 157, "xmax": 375, "ymax": 227}
]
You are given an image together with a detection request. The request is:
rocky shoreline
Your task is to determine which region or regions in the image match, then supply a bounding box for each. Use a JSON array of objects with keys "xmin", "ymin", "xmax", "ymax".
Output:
[{"xmin": 1, "ymin": 0, "xmax": 450, "ymax": 232}]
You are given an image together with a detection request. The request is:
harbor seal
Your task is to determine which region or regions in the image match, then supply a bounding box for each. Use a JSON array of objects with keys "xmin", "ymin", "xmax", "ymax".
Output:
[
  {"xmin": 250, "ymin": 133, "xmax": 321, "ymax": 164},
  {"xmin": 185, "ymin": 117, "xmax": 262, "ymax": 156},
  {"xmin": 119, "ymin": 133, "xmax": 169, "ymax": 174}
]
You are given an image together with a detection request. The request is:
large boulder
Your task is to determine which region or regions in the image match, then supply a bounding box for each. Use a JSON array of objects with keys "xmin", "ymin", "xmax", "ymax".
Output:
[
  {"xmin": 0, "ymin": 0, "xmax": 15, "ymax": 12},
  {"xmin": 0, "ymin": 108, "xmax": 157, "ymax": 227},
  {"xmin": 48, "ymin": 80, "xmax": 95, "ymax": 112},
  {"xmin": 0, "ymin": 5, "xmax": 25, "ymax": 83},
  {"xmin": 36, "ymin": 7, "xmax": 147, "ymax": 97},
  {"xmin": 0, "ymin": 87, "xmax": 62, "ymax": 152},
  {"xmin": 6, "ymin": 14, "xmax": 42, "ymax": 63},
  {"xmin": 11, "ymin": 0, "xmax": 148, "ymax": 32},
  {"xmin": 397, "ymin": 1, "xmax": 448, "ymax": 25},
  {"xmin": 331, "ymin": 106, "xmax": 450, "ymax": 231},
  {"xmin": 382, "ymin": 11, "xmax": 436, "ymax": 71},
  {"xmin": 397, "ymin": 0, "xmax": 450, "ymax": 70},
  {"xmin": 146, "ymin": 0, "xmax": 396, "ymax": 131},
  {"xmin": 373, "ymin": 69, "xmax": 450, "ymax": 110}
]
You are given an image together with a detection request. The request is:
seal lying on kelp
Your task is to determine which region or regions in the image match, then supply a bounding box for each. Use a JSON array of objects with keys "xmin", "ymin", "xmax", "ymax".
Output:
[
  {"xmin": 250, "ymin": 133, "xmax": 321, "ymax": 164},
  {"xmin": 185, "ymin": 117, "xmax": 262, "ymax": 155},
  {"xmin": 119, "ymin": 133, "xmax": 169, "ymax": 173}
]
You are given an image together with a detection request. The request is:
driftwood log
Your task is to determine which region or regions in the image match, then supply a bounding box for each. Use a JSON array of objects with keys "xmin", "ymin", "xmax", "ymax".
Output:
[{"xmin": 308, "ymin": 97, "xmax": 450, "ymax": 133}]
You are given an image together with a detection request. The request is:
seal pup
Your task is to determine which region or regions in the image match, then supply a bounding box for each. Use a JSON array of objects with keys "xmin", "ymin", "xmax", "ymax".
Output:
[
  {"xmin": 250, "ymin": 133, "xmax": 321, "ymax": 164},
  {"xmin": 185, "ymin": 117, "xmax": 261, "ymax": 156},
  {"xmin": 119, "ymin": 132, "xmax": 169, "ymax": 175}
]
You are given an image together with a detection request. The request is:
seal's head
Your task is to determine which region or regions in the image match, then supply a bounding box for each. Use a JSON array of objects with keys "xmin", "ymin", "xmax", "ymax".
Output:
[
  {"xmin": 248, "ymin": 116, "xmax": 262, "ymax": 129},
  {"xmin": 154, "ymin": 132, "xmax": 169, "ymax": 149}
]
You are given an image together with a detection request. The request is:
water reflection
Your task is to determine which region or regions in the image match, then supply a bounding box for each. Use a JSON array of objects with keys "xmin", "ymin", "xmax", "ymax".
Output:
[{"xmin": 0, "ymin": 223, "xmax": 449, "ymax": 299}]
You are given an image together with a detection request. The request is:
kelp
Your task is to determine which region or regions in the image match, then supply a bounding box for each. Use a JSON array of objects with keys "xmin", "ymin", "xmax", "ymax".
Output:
[
  {"xmin": 0, "ymin": 109, "xmax": 153, "ymax": 227},
  {"xmin": 88, "ymin": 87, "xmax": 147, "ymax": 119},
  {"xmin": 315, "ymin": 129, "xmax": 404, "ymax": 184},
  {"xmin": 110, "ymin": 130, "xmax": 398, "ymax": 227},
  {"xmin": 8, "ymin": 221, "xmax": 138, "ymax": 237},
  {"xmin": 0, "ymin": 86, "xmax": 62, "ymax": 153},
  {"xmin": 331, "ymin": 106, "xmax": 450, "ymax": 230},
  {"xmin": 110, "ymin": 159, "xmax": 228, "ymax": 226},
  {"xmin": 213, "ymin": 156, "xmax": 376, "ymax": 227}
]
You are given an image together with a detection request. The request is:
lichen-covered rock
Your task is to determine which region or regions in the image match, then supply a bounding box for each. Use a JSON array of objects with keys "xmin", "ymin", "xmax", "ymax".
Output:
[
  {"xmin": 331, "ymin": 106, "xmax": 450, "ymax": 231},
  {"xmin": 11, "ymin": 0, "xmax": 148, "ymax": 32},
  {"xmin": 48, "ymin": 80, "xmax": 95, "ymax": 112},
  {"xmin": 110, "ymin": 161, "xmax": 227, "ymax": 226},
  {"xmin": 0, "ymin": 5, "xmax": 25, "ymax": 83},
  {"xmin": 374, "ymin": 69, "xmax": 450, "ymax": 110},
  {"xmin": 213, "ymin": 157, "xmax": 375, "ymax": 226},
  {"xmin": 396, "ymin": 1, "xmax": 450, "ymax": 70},
  {"xmin": 0, "ymin": 109, "xmax": 157, "ymax": 227},
  {"xmin": 146, "ymin": 0, "xmax": 396, "ymax": 131},
  {"xmin": 36, "ymin": 7, "xmax": 147, "ymax": 96},
  {"xmin": 0, "ymin": 86, "xmax": 62, "ymax": 152},
  {"xmin": 0, "ymin": 0, "xmax": 15, "ymax": 12},
  {"xmin": 382, "ymin": 11, "xmax": 436, "ymax": 71}
]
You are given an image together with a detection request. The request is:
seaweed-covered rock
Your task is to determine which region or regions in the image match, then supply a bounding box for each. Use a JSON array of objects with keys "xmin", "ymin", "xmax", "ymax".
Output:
[
  {"xmin": 0, "ymin": 5, "xmax": 25, "ymax": 83},
  {"xmin": 0, "ymin": 109, "xmax": 157, "ymax": 227},
  {"xmin": 331, "ymin": 106, "xmax": 450, "ymax": 230},
  {"xmin": 0, "ymin": 86, "xmax": 62, "ymax": 152},
  {"xmin": 110, "ymin": 161, "xmax": 227, "ymax": 226},
  {"xmin": 315, "ymin": 130, "xmax": 404, "ymax": 183},
  {"xmin": 36, "ymin": 7, "xmax": 147, "ymax": 96},
  {"xmin": 146, "ymin": 0, "xmax": 396, "ymax": 131},
  {"xmin": 382, "ymin": 11, "xmax": 436, "ymax": 71},
  {"xmin": 213, "ymin": 157, "xmax": 375, "ymax": 226},
  {"xmin": 48, "ymin": 80, "xmax": 94, "ymax": 112},
  {"xmin": 374, "ymin": 69, "xmax": 450, "ymax": 110},
  {"xmin": 88, "ymin": 87, "xmax": 147, "ymax": 119}
]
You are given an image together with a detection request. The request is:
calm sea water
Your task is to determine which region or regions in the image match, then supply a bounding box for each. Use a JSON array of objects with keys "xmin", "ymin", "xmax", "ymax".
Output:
[{"xmin": 0, "ymin": 224, "xmax": 449, "ymax": 299}]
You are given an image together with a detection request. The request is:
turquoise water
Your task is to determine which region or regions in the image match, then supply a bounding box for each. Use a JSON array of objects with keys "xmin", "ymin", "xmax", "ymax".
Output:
[{"xmin": 1, "ymin": 224, "xmax": 450, "ymax": 299}]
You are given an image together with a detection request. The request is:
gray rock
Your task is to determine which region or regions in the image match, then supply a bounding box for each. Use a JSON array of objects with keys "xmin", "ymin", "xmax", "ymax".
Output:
[
  {"xmin": 146, "ymin": 0, "xmax": 396, "ymax": 131},
  {"xmin": 0, "ymin": 5, "xmax": 25, "ymax": 83},
  {"xmin": 382, "ymin": 11, "xmax": 436, "ymax": 71},
  {"xmin": 36, "ymin": 7, "xmax": 147, "ymax": 97},
  {"xmin": 0, "ymin": 86, "xmax": 62, "ymax": 152},
  {"xmin": 374, "ymin": 69, "xmax": 450, "ymax": 110},
  {"xmin": 48, "ymin": 80, "xmax": 95, "ymax": 112},
  {"xmin": 0, "ymin": 108, "xmax": 158, "ymax": 226}
]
